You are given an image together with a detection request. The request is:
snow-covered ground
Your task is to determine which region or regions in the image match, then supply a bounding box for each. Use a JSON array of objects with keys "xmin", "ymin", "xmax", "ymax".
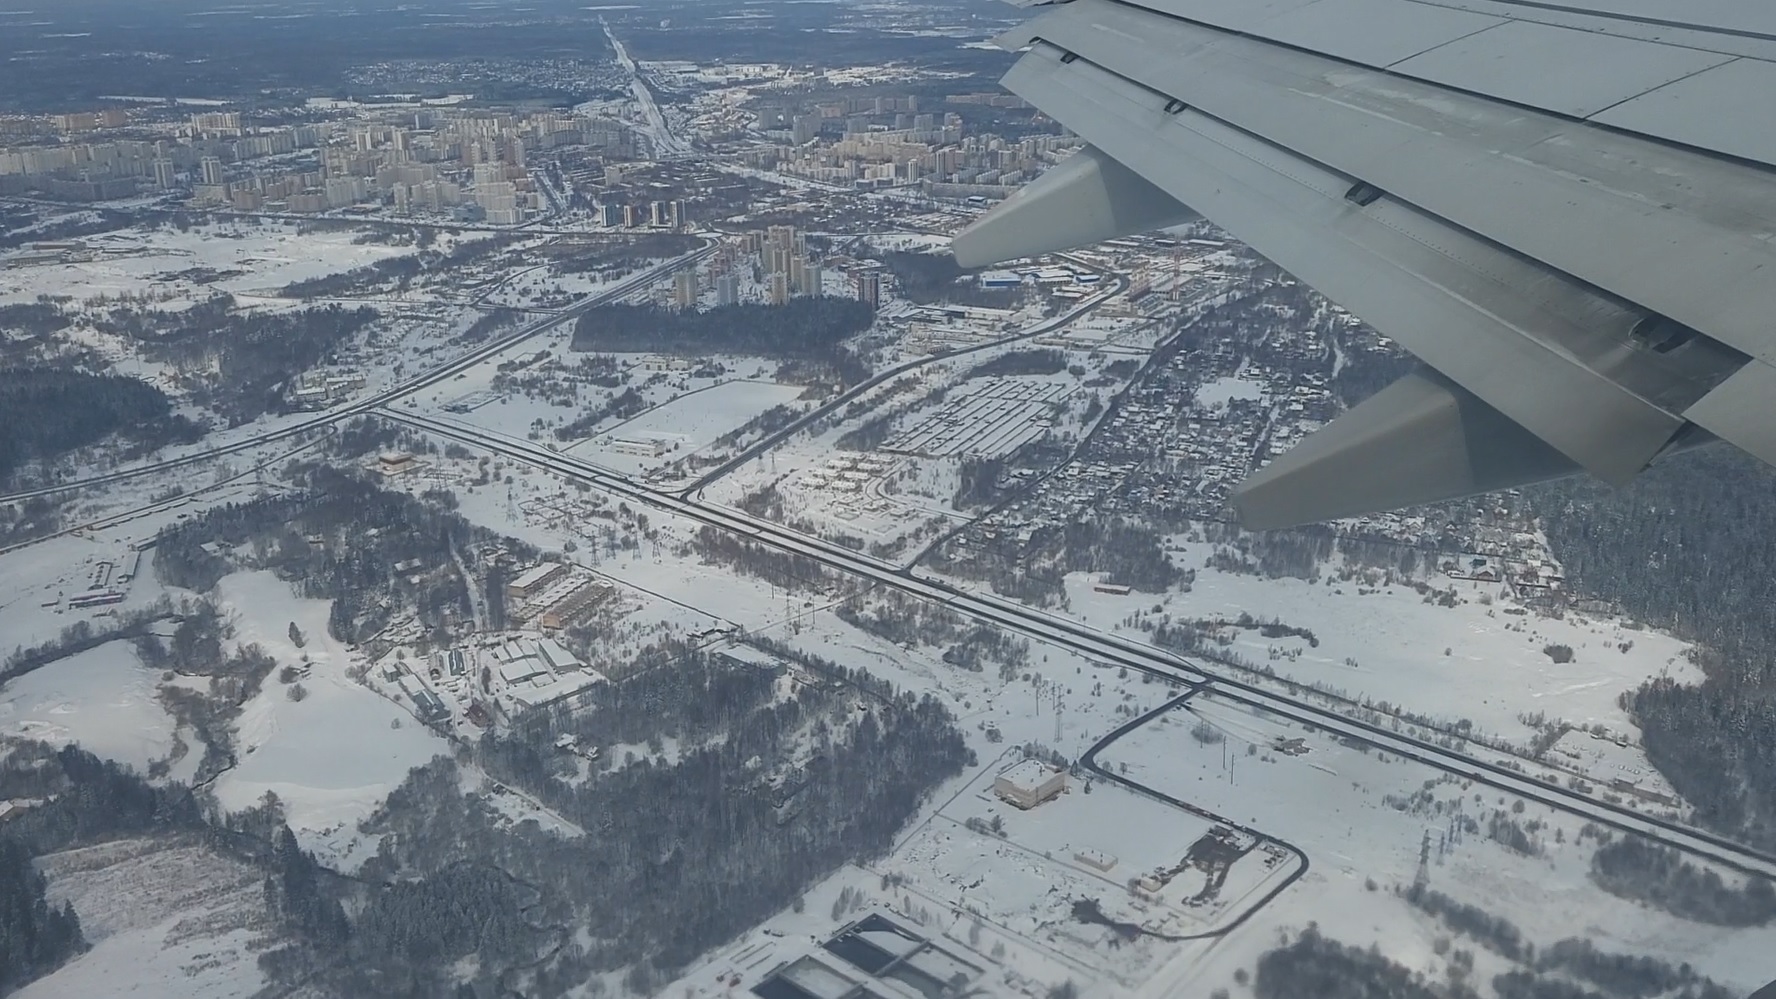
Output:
[
  {"xmin": 1194, "ymin": 375, "xmax": 1265, "ymax": 410},
  {"xmin": 0, "ymin": 640, "xmax": 177, "ymax": 775},
  {"xmin": 567, "ymin": 378, "xmax": 809, "ymax": 476},
  {"xmin": 2, "ymin": 208, "xmax": 1765, "ymax": 998},
  {"xmin": 0, "ymin": 219, "xmax": 449, "ymax": 311},
  {"xmin": 1061, "ymin": 548, "xmax": 1698, "ymax": 749},
  {"xmin": 23, "ymin": 838, "xmax": 272, "ymax": 999},
  {"xmin": 1100, "ymin": 694, "xmax": 1776, "ymax": 998},
  {"xmin": 660, "ymin": 593, "xmax": 1768, "ymax": 999},
  {"xmin": 209, "ymin": 571, "xmax": 450, "ymax": 868}
]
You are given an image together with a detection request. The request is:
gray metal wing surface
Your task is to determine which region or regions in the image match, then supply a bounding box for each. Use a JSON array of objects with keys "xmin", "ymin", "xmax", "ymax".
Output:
[{"xmin": 954, "ymin": 0, "xmax": 1776, "ymax": 529}]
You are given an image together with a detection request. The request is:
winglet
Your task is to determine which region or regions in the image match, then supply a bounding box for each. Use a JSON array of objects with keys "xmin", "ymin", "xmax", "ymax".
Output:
[
  {"xmin": 1231, "ymin": 369, "xmax": 1579, "ymax": 529},
  {"xmin": 952, "ymin": 145, "xmax": 1194, "ymax": 269}
]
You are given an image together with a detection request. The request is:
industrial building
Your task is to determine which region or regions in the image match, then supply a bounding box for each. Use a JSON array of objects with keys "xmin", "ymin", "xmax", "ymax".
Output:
[
  {"xmin": 537, "ymin": 579, "xmax": 616, "ymax": 631},
  {"xmin": 993, "ymin": 759, "xmax": 1067, "ymax": 809},
  {"xmin": 506, "ymin": 562, "xmax": 567, "ymax": 602},
  {"xmin": 609, "ymin": 435, "xmax": 671, "ymax": 457},
  {"xmin": 376, "ymin": 452, "xmax": 419, "ymax": 476}
]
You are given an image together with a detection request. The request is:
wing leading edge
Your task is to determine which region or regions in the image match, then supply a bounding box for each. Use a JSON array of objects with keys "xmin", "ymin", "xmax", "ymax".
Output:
[{"xmin": 955, "ymin": 0, "xmax": 1776, "ymax": 529}]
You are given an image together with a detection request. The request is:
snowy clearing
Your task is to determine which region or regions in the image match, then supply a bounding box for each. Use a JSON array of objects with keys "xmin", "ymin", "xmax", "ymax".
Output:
[{"xmin": 209, "ymin": 571, "xmax": 449, "ymax": 867}]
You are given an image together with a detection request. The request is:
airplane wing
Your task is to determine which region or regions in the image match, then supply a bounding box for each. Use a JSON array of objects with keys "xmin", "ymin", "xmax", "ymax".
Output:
[{"xmin": 952, "ymin": 0, "xmax": 1776, "ymax": 529}]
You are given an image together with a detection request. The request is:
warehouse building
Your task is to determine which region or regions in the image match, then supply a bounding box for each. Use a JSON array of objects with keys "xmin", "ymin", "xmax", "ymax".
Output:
[
  {"xmin": 538, "ymin": 579, "xmax": 615, "ymax": 630},
  {"xmin": 993, "ymin": 759, "xmax": 1067, "ymax": 809},
  {"xmin": 506, "ymin": 562, "xmax": 566, "ymax": 603}
]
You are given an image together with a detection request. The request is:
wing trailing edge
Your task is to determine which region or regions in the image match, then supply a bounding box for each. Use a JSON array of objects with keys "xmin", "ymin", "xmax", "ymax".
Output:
[
  {"xmin": 1231, "ymin": 370, "xmax": 1580, "ymax": 530},
  {"xmin": 951, "ymin": 145, "xmax": 1192, "ymax": 268},
  {"xmin": 958, "ymin": 0, "xmax": 1776, "ymax": 526}
]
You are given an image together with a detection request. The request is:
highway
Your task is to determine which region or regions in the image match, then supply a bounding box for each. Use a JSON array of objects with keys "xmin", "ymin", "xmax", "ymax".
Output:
[
  {"xmin": 378, "ymin": 405, "xmax": 1776, "ymax": 883},
  {"xmin": 0, "ymin": 242, "xmax": 715, "ymax": 506},
  {"xmin": 601, "ymin": 20, "xmax": 693, "ymax": 160}
]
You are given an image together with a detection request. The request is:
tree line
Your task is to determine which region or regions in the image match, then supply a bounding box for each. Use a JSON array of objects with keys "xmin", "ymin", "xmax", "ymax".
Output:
[
  {"xmin": 0, "ymin": 367, "xmax": 205, "ymax": 482},
  {"xmin": 96, "ymin": 297, "xmax": 378, "ymax": 424},
  {"xmin": 570, "ymin": 298, "xmax": 873, "ymax": 383},
  {"xmin": 0, "ymin": 835, "xmax": 85, "ymax": 994},
  {"xmin": 282, "ymin": 646, "xmax": 974, "ymax": 996},
  {"xmin": 867, "ymin": 249, "xmax": 1020, "ymax": 309},
  {"xmin": 1522, "ymin": 446, "xmax": 1776, "ymax": 848},
  {"xmin": 153, "ymin": 465, "xmax": 517, "ymax": 647}
]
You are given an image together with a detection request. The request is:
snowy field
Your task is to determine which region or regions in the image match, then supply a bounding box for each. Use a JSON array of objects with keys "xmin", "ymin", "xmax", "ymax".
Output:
[
  {"xmin": 888, "ymin": 759, "xmax": 1300, "ymax": 974},
  {"xmin": 0, "ymin": 219, "xmax": 449, "ymax": 310},
  {"xmin": 1098, "ymin": 694, "xmax": 1776, "ymax": 998},
  {"xmin": 402, "ymin": 339, "xmax": 800, "ymax": 472},
  {"xmin": 568, "ymin": 378, "xmax": 809, "ymax": 475},
  {"xmin": 1194, "ymin": 375, "xmax": 1265, "ymax": 409},
  {"xmin": 209, "ymin": 571, "xmax": 450, "ymax": 868},
  {"xmin": 1059, "ymin": 547, "xmax": 1699, "ymax": 749},
  {"xmin": 654, "ymin": 540, "xmax": 1764, "ymax": 999},
  {"xmin": 0, "ymin": 641, "xmax": 178, "ymax": 776},
  {"xmin": 24, "ymin": 838, "xmax": 272, "ymax": 999}
]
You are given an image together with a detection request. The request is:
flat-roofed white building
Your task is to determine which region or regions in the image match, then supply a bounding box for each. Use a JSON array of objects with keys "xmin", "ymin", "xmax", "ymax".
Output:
[
  {"xmin": 609, "ymin": 435, "xmax": 670, "ymax": 456},
  {"xmin": 993, "ymin": 759, "xmax": 1067, "ymax": 809}
]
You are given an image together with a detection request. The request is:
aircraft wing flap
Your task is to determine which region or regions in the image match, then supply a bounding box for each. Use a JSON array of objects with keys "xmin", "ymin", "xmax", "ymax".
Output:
[
  {"xmin": 1230, "ymin": 369, "xmax": 1581, "ymax": 529},
  {"xmin": 997, "ymin": 44, "xmax": 1691, "ymax": 484},
  {"xmin": 1007, "ymin": 0, "xmax": 1776, "ymax": 370},
  {"xmin": 1684, "ymin": 362, "xmax": 1776, "ymax": 470}
]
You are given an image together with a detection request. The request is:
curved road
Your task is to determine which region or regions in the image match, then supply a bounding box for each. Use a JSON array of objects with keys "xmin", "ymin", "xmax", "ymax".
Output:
[{"xmin": 1078, "ymin": 683, "xmax": 1312, "ymax": 941}]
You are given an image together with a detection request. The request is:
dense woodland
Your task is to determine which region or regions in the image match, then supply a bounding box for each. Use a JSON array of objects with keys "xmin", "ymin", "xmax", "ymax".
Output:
[
  {"xmin": 547, "ymin": 233, "xmax": 702, "ymax": 277},
  {"xmin": 963, "ymin": 349, "xmax": 1067, "ymax": 380},
  {"xmin": 264, "ymin": 646, "xmax": 974, "ymax": 996},
  {"xmin": 570, "ymin": 299, "xmax": 874, "ymax": 383},
  {"xmin": 0, "ymin": 835, "xmax": 85, "ymax": 994},
  {"xmin": 87, "ymin": 297, "xmax": 378, "ymax": 423},
  {"xmin": 1590, "ymin": 837, "xmax": 1776, "ymax": 926},
  {"xmin": 1522, "ymin": 447, "xmax": 1776, "ymax": 848},
  {"xmin": 834, "ymin": 589, "xmax": 1031, "ymax": 679},
  {"xmin": 1254, "ymin": 927, "xmax": 1449, "ymax": 999},
  {"xmin": 154, "ymin": 465, "xmax": 506, "ymax": 646},
  {"xmin": 931, "ymin": 516, "xmax": 1189, "ymax": 605},
  {"xmin": 0, "ymin": 304, "xmax": 75, "ymax": 365},
  {"xmin": 0, "ymin": 367, "xmax": 204, "ymax": 482},
  {"xmin": 868, "ymin": 250, "xmax": 1021, "ymax": 310}
]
